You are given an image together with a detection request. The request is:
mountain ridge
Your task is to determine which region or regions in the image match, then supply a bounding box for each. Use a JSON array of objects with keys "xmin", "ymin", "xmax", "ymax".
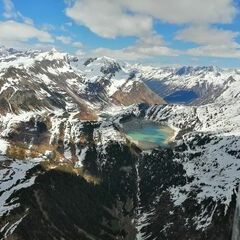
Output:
[
  {"xmin": 0, "ymin": 46, "xmax": 165, "ymax": 118},
  {"xmin": 0, "ymin": 46, "xmax": 240, "ymax": 240}
]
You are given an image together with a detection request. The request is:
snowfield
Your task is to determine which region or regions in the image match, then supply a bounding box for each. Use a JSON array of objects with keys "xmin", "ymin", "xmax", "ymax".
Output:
[{"xmin": 0, "ymin": 158, "xmax": 42, "ymax": 217}]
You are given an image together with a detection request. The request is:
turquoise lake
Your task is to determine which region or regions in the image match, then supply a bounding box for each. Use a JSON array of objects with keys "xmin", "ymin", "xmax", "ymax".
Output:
[{"xmin": 122, "ymin": 120, "xmax": 174, "ymax": 150}]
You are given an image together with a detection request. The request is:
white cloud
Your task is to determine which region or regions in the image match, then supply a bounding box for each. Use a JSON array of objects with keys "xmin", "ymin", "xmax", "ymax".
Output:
[
  {"xmin": 75, "ymin": 49, "xmax": 85, "ymax": 56},
  {"xmin": 1, "ymin": 1, "xmax": 54, "ymax": 49},
  {"xmin": 64, "ymin": 0, "xmax": 75, "ymax": 6},
  {"xmin": 3, "ymin": 0, "xmax": 34, "ymax": 25},
  {"xmin": 186, "ymin": 44, "xmax": 240, "ymax": 58},
  {"xmin": 56, "ymin": 37, "xmax": 84, "ymax": 48},
  {"xmin": 56, "ymin": 35, "xmax": 73, "ymax": 44},
  {"xmin": 66, "ymin": 0, "xmax": 153, "ymax": 38},
  {"xmin": 176, "ymin": 25, "xmax": 240, "ymax": 58},
  {"xmin": 3, "ymin": 0, "xmax": 17, "ymax": 19},
  {"xmin": 140, "ymin": 34, "xmax": 165, "ymax": 46},
  {"xmin": 66, "ymin": 0, "xmax": 236, "ymax": 38},
  {"xmin": 92, "ymin": 46, "xmax": 178, "ymax": 61},
  {"xmin": 124, "ymin": 0, "xmax": 236, "ymax": 25},
  {"xmin": 9, "ymin": 42, "xmax": 56, "ymax": 51},
  {"xmin": 65, "ymin": 0, "xmax": 240, "ymax": 60},
  {"xmin": 176, "ymin": 26, "xmax": 239, "ymax": 46},
  {"xmin": 0, "ymin": 20, "xmax": 54, "ymax": 47},
  {"xmin": 16, "ymin": 12, "xmax": 34, "ymax": 25},
  {"xmin": 27, "ymin": 43, "xmax": 56, "ymax": 51},
  {"xmin": 73, "ymin": 41, "xmax": 83, "ymax": 48},
  {"xmin": 41, "ymin": 23, "xmax": 55, "ymax": 31},
  {"xmin": 91, "ymin": 33, "xmax": 179, "ymax": 61},
  {"xmin": 60, "ymin": 22, "xmax": 73, "ymax": 31},
  {"xmin": 92, "ymin": 48, "xmax": 141, "ymax": 61}
]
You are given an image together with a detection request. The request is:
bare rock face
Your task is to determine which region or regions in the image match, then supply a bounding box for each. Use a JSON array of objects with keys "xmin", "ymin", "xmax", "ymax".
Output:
[{"xmin": 112, "ymin": 82, "xmax": 166, "ymax": 106}]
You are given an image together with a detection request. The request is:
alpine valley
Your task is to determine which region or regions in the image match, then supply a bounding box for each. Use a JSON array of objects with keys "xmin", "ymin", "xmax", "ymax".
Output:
[{"xmin": 0, "ymin": 46, "xmax": 239, "ymax": 240}]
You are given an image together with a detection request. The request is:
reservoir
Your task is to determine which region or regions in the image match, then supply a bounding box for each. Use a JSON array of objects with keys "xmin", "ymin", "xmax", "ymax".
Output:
[
  {"xmin": 164, "ymin": 90, "xmax": 198, "ymax": 104},
  {"xmin": 122, "ymin": 119, "xmax": 174, "ymax": 150}
]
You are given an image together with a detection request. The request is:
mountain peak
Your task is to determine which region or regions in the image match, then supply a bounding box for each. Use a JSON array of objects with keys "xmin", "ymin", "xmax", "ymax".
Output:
[
  {"xmin": 97, "ymin": 55, "xmax": 117, "ymax": 62},
  {"xmin": 33, "ymin": 49, "xmax": 68, "ymax": 62}
]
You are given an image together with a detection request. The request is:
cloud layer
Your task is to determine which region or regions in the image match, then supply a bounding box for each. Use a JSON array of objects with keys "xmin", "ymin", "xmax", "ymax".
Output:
[
  {"xmin": 1, "ymin": 0, "xmax": 239, "ymax": 62},
  {"xmin": 66, "ymin": 0, "xmax": 153, "ymax": 38},
  {"xmin": 66, "ymin": 0, "xmax": 237, "ymax": 38},
  {"xmin": 92, "ymin": 34, "xmax": 179, "ymax": 60},
  {"xmin": 123, "ymin": 0, "xmax": 236, "ymax": 24},
  {"xmin": 176, "ymin": 26, "xmax": 239, "ymax": 46},
  {"xmin": 66, "ymin": 0, "xmax": 239, "ymax": 60},
  {"xmin": 0, "ymin": 20, "xmax": 54, "ymax": 46}
]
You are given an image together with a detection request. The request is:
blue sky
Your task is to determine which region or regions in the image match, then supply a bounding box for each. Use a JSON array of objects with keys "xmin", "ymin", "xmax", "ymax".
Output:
[{"xmin": 0, "ymin": 0, "xmax": 240, "ymax": 67}]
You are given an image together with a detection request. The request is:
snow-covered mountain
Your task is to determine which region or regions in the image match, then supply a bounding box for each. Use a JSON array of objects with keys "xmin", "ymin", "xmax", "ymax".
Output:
[
  {"xmin": 0, "ymin": 46, "xmax": 239, "ymax": 240},
  {"xmin": 0, "ymin": 47, "xmax": 164, "ymax": 117},
  {"xmin": 135, "ymin": 64, "xmax": 240, "ymax": 105}
]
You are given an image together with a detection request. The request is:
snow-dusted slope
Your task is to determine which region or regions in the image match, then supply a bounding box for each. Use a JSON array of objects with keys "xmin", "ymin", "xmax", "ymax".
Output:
[
  {"xmin": 119, "ymin": 93, "xmax": 240, "ymax": 238},
  {"xmin": 0, "ymin": 47, "xmax": 97, "ymax": 119},
  {"xmin": 70, "ymin": 56, "xmax": 165, "ymax": 106},
  {"xmin": 0, "ymin": 47, "xmax": 164, "ymax": 117},
  {"xmin": 71, "ymin": 56, "xmax": 130, "ymax": 97},
  {"xmin": 0, "ymin": 46, "xmax": 162, "ymax": 168},
  {"xmin": 135, "ymin": 64, "xmax": 240, "ymax": 104}
]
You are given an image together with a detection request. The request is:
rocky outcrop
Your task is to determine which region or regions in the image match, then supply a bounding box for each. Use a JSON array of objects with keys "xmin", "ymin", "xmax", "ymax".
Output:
[{"xmin": 112, "ymin": 82, "xmax": 166, "ymax": 106}]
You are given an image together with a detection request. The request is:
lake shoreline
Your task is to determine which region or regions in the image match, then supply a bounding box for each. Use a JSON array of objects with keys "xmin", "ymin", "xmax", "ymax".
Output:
[
  {"xmin": 160, "ymin": 126, "xmax": 176, "ymax": 145},
  {"xmin": 121, "ymin": 119, "xmax": 175, "ymax": 150}
]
